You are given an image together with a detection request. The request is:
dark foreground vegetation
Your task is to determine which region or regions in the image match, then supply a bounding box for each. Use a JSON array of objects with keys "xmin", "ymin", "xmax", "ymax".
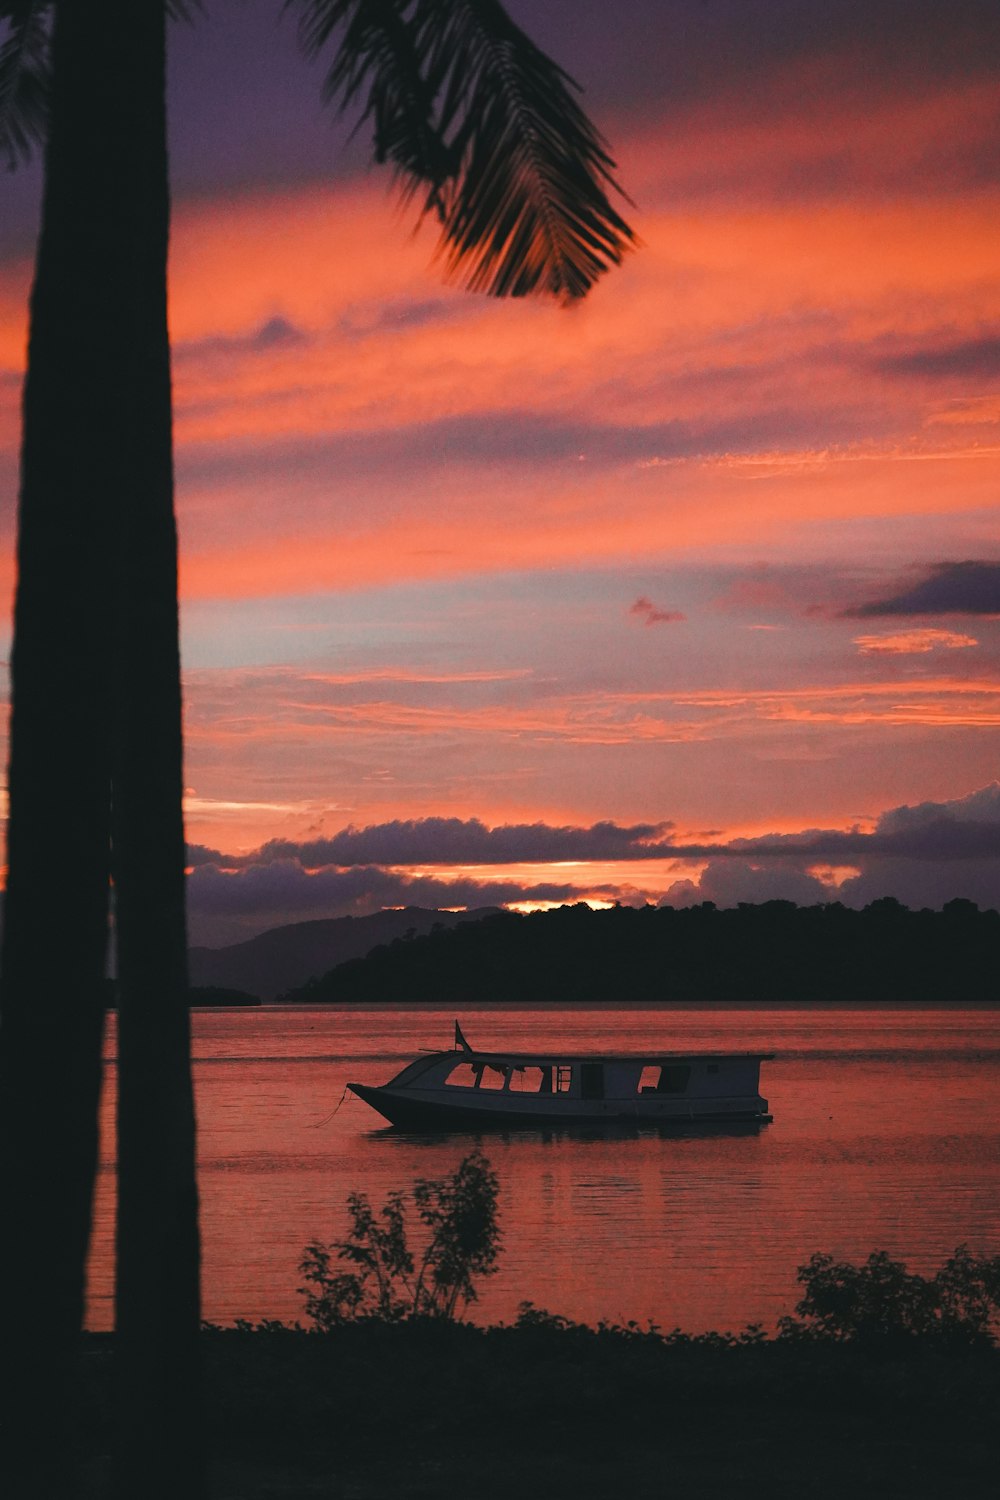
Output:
[
  {"xmin": 69, "ymin": 1320, "xmax": 1000, "ymax": 1499},
  {"xmin": 283, "ymin": 896, "xmax": 1000, "ymax": 1004},
  {"xmin": 63, "ymin": 1156, "xmax": 1000, "ymax": 1496}
]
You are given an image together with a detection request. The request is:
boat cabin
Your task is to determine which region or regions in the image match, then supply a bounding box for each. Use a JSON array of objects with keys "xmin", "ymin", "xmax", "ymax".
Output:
[{"xmin": 348, "ymin": 1045, "xmax": 772, "ymax": 1127}]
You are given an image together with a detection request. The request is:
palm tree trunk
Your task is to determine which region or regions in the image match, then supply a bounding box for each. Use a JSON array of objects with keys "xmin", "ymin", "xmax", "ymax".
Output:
[
  {"xmin": 0, "ymin": 0, "xmax": 118, "ymax": 1484},
  {"xmin": 0, "ymin": 2, "xmax": 202, "ymax": 1493},
  {"xmin": 107, "ymin": 0, "xmax": 204, "ymax": 1475}
]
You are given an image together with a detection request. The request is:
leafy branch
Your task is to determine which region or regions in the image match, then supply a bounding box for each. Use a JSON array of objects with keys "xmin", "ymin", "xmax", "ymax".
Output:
[{"xmin": 300, "ymin": 1149, "xmax": 501, "ymax": 1326}]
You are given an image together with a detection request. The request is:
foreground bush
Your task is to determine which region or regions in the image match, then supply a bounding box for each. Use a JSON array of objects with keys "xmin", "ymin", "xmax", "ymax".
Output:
[
  {"xmin": 299, "ymin": 1150, "xmax": 501, "ymax": 1326},
  {"xmin": 779, "ymin": 1245, "xmax": 1000, "ymax": 1348}
]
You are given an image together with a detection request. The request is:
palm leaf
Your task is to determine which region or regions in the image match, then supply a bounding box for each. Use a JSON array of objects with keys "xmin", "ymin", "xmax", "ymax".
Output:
[
  {"xmin": 410, "ymin": 0, "xmax": 637, "ymax": 300},
  {"xmin": 290, "ymin": 0, "xmax": 636, "ymax": 300},
  {"xmin": 287, "ymin": 0, "xmax": 454, "ymax": 211},
  {"xmin": 0, "ymin": 1, "xmax": 51, "ymax": 170}
]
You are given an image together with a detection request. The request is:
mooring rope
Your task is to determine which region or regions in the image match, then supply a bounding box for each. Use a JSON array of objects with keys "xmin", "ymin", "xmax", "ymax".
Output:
[{"xmin": 312, "ymin": 1085, "xmax": 349, "ymax": 1128}]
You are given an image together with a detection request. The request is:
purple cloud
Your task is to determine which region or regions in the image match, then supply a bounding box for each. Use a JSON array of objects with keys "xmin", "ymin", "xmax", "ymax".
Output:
[
  {"xmin": 873, "ymin": 334, "xmax": 1000, "ymax": 380},
  {"xmin": 661, "ymin": 785, "xmax": 1000, "ymax": 913},
  {"xmin": 175, "ymin": 400, "xmax": 886, "ymax": 494},
  {"xmin": 846, "ymin": 561, "xmax": 1000, "ymax": 618},
  {"xmin": 182, "ymin": 787, "xmax": 1000, "ymax": 943},
  {"xmin": 190, "ymin": 790, "xmax": 1000, "ymax": 882},
  {"xmin": 629, "ymin": 597, "xmax": 686, "ymax": 627},
  {"xmin": 173, "ymin": 314, "xmax": 307, "ymax": 361},
  {"xmin": 664, "ymin": 860, "xmax": 832, "ymax": 909},
  {"xmin": 195, "ymin": 817, "xmax": 678, "ymax": 871},
  {"xmin": 185, "ymin": 860, "xmax": 628, "ymax": 947},
  {"xmin": 679, "ymin": 785, "xmax": 1000, "ymax": 864}
]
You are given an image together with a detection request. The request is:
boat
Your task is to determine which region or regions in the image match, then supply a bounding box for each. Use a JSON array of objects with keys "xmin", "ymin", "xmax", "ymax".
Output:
[{"xmin": 348, "ymin": 1023, "xmax": 773, "ymax": 1129}]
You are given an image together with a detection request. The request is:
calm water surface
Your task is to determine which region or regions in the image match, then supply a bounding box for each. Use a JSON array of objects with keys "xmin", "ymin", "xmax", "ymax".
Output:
[{"xmin": 87, "ymin": 1006, "xmax": 1000, "ymax": 1333}]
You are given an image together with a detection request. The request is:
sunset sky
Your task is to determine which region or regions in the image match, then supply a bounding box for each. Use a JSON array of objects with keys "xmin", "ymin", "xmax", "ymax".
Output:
[{"xmin": 2, "ymin": 0, "xmax": 999, "ymax": 945}]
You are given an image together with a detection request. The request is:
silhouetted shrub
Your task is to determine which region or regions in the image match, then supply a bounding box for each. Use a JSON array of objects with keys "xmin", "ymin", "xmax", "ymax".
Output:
[
  {"xmin": 299, "ymin": 1150, "xmax": 501, "ymax": 1326},
  {"xmin": 779, "ymin": 1246, "xmax": 1000, "ymax": 1348}
]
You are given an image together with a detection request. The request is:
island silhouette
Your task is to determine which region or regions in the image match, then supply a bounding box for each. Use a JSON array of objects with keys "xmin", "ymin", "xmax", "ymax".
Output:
[{"xmin": 205, "ymin": 897, "xmax": 1000, "ymax": 1006}]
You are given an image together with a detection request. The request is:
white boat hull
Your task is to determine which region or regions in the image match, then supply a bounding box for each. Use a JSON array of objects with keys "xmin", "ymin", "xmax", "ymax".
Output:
[{"xmin": 348, "ymin": 1040, "xmax": 772, "ymax": 1130}]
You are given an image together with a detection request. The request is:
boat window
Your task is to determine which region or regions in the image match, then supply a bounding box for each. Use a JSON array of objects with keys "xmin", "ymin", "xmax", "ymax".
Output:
[
  {"xmin": 637, "ymin": 1064, "xmax": 692, "ymax": 1095},
  {"xmin": 580, "ymin": 1062, "xmax": 604, "ymax": 1101},
  {"xmin": 478, "ymin": 1064, "xmax": 508, "ymax": 1091},
  {"xmin": 444, "ymin": 1062, "xmax": 478, "ymax": 1089},
  {"xmin": 659, "ymin": 1064, "xmax": 691, "ymax": 1094},
  {"xmin": 554, "ymin": 1065, "xmax": 572, "ymax": 1094},
  {"xmin": 509, "ymin": 1066, "xmax": 548, "ymax": 1093}
]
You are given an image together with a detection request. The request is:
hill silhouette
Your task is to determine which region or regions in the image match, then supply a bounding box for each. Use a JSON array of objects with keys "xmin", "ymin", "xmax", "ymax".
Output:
[
  {"xmin": 189, "ymin": 905, "xmax": 501, "ymax": 1001},
  {"xmin": 279, "ymin": 898, "xmax": 999, "ymax": 1005}
]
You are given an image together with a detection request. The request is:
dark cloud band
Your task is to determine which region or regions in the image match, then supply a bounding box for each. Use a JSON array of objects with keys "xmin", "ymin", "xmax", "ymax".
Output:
[
  {"xmin": 846, "ymin": 561, "xmax": 1000, "ymax": 618},
  {"xmin": 189, "ymin": 816, "xmax": 678, "ymax": 871},
  {"xmin": 873, "ymin": 334, "xmax": 1000, "ymax": 381}
]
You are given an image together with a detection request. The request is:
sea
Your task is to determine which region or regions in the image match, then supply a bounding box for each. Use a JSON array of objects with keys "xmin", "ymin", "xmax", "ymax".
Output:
[{"xmin": 86, "ymin": 1005, "xmax": 1000, "ymax": 1334}]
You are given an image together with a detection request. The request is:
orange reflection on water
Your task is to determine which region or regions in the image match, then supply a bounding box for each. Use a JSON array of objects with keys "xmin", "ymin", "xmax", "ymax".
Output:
[{"xmin": 86, "ymin": 1006, "xmax": 1000, "ymax": 1336}]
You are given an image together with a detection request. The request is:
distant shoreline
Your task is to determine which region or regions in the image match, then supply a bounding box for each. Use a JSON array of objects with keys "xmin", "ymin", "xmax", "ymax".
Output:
[{"xmin": 239, "ymin": 997, "xmax": 1000, "ymax": 1011}]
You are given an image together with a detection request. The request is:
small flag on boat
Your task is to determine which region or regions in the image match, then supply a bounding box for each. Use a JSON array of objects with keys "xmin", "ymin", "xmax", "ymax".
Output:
[{"xmin": 454, "ymin": 1020, "xmax": 471, "ymax": 1051}]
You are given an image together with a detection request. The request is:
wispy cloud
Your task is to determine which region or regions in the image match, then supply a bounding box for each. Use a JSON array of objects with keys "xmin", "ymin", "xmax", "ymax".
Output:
[
  {"xmin": 852, "ymin": 628, "xmax": 978, "ymax": 655},
  {"xmin": 300, "ymin": 668, "xmax": 534, "ymax": 686},
  {"xmin": 669, "ymin": 679, "xmax": 1000, "ymax": 728},
  {"xmin": 181, "ymin": 667, "xmax": 1000, "ymax": 839}
]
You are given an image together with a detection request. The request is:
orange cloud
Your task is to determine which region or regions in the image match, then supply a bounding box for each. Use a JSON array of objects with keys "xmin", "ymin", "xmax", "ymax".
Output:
[
  {"xmin": 5, "ymin": 98, "xmax": 998, "ymax": 610},
  {"xmin": 2, "ymin": 19, "xmax": 998, "ymax": 903},
  {"xmin": 168, "ymin": 185, "xmax": 1000, "ymax": 448},
  {"xmin": 625, "ymin": 72, "xmax": 1000, "ymax": 206},
  {"xmin": 853, "ymin": 629, "xmax": 979, "ymax": 655},
  {"xmin": 172, "ymin": 431, "xmax": 1000, "ymax": 602},
  {"xmin": 144, "ymin": 146, "xmax": 1000, "ymax": 600},
  {"xmin": 674, "ymin": 679, "xmax": 1000, "ymax": 728},
  {"xmin": 180, "ymin": 667, "xmax": 1000, "ymax": 847},
  {"xmin": 301, "ymin": 668, "xmax": 533, "ymax": 686}
]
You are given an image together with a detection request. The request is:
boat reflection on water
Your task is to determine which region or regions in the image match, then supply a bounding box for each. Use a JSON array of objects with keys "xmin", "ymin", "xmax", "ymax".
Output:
[{"xmin": 348, "ymin": 1022, "xmax": 773, "ymax": 1133}]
